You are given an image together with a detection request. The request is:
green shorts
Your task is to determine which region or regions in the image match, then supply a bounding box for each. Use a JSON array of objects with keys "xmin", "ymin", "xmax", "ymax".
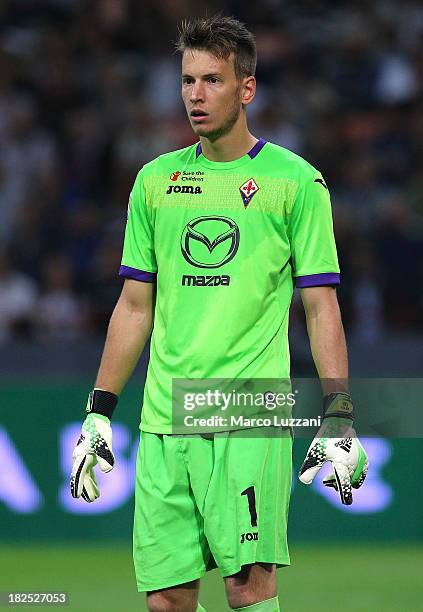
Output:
[{"xmin": 133, "ymin": 428, "xmax": 292, "ymax": 592}]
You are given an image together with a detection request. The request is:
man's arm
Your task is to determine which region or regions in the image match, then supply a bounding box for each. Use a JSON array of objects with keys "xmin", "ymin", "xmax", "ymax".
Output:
[
  {"xmin": 299, "ymin": 285, "xmax": 368, "ymax": 505},
  {"xmin": 95, "ymin": 278, "xmax": 154, "ymax": 395},
  {"xmin": 300, "ymin": 285, "xmax": 348, "ymax": 394},
  {"xmin": 70, "ymin": 278, "xmax": 154, "ymax": 502}
]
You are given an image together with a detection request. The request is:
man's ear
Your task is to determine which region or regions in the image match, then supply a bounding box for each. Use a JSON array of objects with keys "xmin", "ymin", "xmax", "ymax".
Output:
[{"xmin": 241, "ymin": 75, "xmax": 256, "ymax": 106}]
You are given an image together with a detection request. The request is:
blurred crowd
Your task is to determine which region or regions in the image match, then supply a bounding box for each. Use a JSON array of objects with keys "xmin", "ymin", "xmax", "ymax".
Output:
[{"xmin": 0, "ymin": 0, "xmax": 422, "ymax": 344}]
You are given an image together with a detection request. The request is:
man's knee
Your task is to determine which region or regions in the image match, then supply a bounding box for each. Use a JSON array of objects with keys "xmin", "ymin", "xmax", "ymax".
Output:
[
  {"xmin": 147, "ymin": 584, "xmax": 198, "ymax": 612},
  {"xmin": 147, "ymin": 591, "xmax": 171, "ymax": 612},
  {"xmin": 225, "ymin": 563, "xmax": 277, "ymax": 609}
]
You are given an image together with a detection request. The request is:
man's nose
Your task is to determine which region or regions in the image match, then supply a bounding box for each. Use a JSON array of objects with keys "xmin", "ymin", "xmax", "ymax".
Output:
[{"xmin": 190, "ymin": 81, "xmax": 205, "ymax": 103}]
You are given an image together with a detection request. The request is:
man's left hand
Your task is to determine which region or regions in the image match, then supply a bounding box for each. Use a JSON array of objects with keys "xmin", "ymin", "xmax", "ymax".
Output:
[{"xmin": 298, "ymin": 392, "xmax": 369, "ymax": 505}]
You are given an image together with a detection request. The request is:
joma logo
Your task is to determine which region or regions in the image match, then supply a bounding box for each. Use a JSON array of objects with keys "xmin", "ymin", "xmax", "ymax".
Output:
[
  {"xmin": 166, "ymin": 185, "xmax": 202, "ymax": 195},
  {"xmin": 240, "ymin": 532, "xmax": 259, "ymax": 544},
  {"xmin": 182, "ymin": 274, "xmax": 230, "ymax": 286}
]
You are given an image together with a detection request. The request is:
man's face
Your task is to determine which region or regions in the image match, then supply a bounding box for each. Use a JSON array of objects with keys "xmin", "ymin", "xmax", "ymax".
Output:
[{"xmin": 181, "ymin": 49, "xmax": 244, "ymax": 141}]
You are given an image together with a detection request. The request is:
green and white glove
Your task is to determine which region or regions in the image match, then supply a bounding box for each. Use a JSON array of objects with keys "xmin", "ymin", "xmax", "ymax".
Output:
[
  {"xmin": 299, "ymin": 392, "xmax": 368, "ymax": 505},
  {"xmin": 70, "ymin": 390, "xmax": 117, "ymax": 503}
]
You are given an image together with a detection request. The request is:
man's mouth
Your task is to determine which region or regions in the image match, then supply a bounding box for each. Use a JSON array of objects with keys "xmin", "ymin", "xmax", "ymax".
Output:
[{"xmin": 190, "ymin": 110, "xmax": 209, "ymax": 121}]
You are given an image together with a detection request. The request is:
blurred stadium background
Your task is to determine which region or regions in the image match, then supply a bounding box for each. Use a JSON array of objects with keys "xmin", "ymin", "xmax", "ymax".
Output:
[{"xmin": 0, "ymin": 0, "xmax": 422, "ymax": 610}]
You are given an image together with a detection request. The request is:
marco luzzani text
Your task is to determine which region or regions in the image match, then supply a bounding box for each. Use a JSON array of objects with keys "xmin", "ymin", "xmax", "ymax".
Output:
[{"xmin": 182, "ymin": 390, "xmax": 321, "ymax": 429}]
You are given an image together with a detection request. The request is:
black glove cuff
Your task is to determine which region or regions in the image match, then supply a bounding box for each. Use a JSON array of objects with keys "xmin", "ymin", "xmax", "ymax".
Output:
[
  {"xmin": 86, "ymin": 389, "xmax": 118, "ymax": 420},
  {"xmin": 322, "ymin": 391, "xmax": 354, "ymax": 421}
]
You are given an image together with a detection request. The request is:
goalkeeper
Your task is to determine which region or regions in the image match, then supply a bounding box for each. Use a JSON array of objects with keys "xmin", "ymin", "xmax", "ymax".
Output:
[{"xmin": 70, "ymin": 14, "xmax": 368, "ymax": 612}]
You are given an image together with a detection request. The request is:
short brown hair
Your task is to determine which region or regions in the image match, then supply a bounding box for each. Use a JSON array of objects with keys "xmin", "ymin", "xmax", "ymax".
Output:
[{"xmin": 176, "ymin": 15, "xmax": 257, "ymax": 79}]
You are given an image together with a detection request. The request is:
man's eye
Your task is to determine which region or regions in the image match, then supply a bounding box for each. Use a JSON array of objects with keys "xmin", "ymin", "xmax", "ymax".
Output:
[{"xmin": 208, "ymin": 77, "xmax": 218, "ymax": 84}]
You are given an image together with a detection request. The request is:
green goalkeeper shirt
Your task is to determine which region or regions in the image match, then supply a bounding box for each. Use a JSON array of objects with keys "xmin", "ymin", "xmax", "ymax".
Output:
[{"xmin": 119, "ymin": 139, "xmax": 340, "ymax": 433}]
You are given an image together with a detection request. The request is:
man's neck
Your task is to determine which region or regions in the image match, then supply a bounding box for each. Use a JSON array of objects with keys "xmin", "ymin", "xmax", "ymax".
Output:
[{"xmin": 199, "ymin": 128, "xmax": 258, "ymax": 162}]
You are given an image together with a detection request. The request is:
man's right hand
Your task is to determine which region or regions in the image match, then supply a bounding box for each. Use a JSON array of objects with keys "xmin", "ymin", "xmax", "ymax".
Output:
[{"xmin": 70, "ymin": 413, "xmax": 115, "ymax": 503}]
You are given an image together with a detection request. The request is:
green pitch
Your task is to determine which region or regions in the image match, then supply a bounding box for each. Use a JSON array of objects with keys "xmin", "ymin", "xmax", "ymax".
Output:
[{"xmin": 1, "ymin": 544, "xmax": 421, "ymax": 611}]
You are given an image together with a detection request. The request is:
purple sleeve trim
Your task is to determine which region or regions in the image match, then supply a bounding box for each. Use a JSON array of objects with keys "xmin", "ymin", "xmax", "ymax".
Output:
[
  {"xmin": 119, "ymin": 265, "xmax": 157, "ymax": 282},
  {"xmin": 295, "ymin": 272, "xmax": 340, "ymax": 287}
]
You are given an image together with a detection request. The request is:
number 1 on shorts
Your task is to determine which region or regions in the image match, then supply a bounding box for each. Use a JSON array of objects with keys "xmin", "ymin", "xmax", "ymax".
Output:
[{"xmin": 241, "ymin": 485, "xmax": 257, "ymax": 527}]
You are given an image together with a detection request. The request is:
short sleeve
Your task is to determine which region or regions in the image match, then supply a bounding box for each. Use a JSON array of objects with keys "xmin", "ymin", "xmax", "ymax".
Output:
[
  {"xmin": 119, "ymin": 169, "xmax": 157, "ymax": 282},
  {"xmin": 288, "ymin": 173, "xmax": 340, "ymax": 288}
]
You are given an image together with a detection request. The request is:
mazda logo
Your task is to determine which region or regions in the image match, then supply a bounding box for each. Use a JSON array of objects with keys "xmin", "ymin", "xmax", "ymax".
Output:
[{"xmin": 180, "ymin": 216, "xmax": 240, "ymax": 269}]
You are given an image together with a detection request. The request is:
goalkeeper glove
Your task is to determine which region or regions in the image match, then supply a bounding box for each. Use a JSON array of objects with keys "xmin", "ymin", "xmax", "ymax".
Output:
[
  {"xmin": 299, "ymin": 392, "xmax": 368, "ymax": 505},
  {"xmin": 70, "ymin": 389, "xmax": 117, "ymax": 503}
]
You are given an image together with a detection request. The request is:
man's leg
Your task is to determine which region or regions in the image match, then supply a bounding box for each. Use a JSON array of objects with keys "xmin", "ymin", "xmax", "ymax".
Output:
[
  {"xmin": 134, "ymin": 434, "xmax": 211, "ymax": 599},
  {"xmin": 147, "ymin": 579, "xmax": 203, "ymax": 612},
  {"xmin": 192, "ymin": 430, "xmax": 291, "ymax": 611},
  {"xmin": 224, "ymin": 563, "xmax": 279, "ymax": 611}
]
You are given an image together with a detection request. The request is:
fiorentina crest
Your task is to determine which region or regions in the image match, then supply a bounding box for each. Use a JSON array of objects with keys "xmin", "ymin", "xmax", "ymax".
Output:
[{"xmin": 239, "ymin": 178, "xmax": 259, "ymax": 208}]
